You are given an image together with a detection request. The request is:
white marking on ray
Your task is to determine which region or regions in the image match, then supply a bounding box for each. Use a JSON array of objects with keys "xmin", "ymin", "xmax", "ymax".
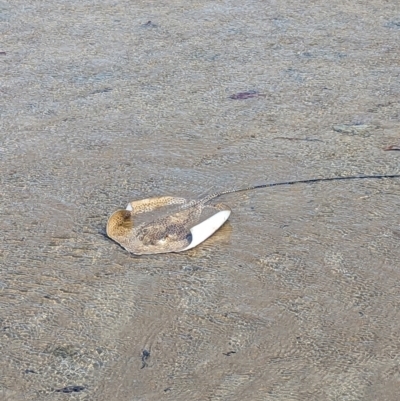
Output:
[
  {"xmin": 181, "ymin": 210, "xmax": 231, "ymax": 251},
  {"xmin": 126, "ymin": 203, "xmax": 133, "ymax": 211}
]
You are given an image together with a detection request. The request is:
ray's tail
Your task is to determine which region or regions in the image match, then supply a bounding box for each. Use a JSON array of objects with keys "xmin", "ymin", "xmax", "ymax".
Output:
[{"xmin": 183, "ymin": 174, "xmax": 400, "ymax": 208}]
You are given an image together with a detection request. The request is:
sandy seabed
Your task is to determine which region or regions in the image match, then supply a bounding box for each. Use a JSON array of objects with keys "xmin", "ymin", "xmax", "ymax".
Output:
[{"xmin": 1, "ymin": 1, "xmax": 400, "ymax": 400}]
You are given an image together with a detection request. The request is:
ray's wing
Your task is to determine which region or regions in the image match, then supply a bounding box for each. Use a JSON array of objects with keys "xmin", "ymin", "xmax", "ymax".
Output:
[
  {"xmin": 126, "ymin": 196, "xmax": 187, "ymax": 214},
  {"xmin": 182, "ymin": 210, "xmax": 231, "ymax": 251}
]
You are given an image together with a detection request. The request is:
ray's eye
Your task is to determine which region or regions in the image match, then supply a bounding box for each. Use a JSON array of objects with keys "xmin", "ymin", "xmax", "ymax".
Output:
[{"xmin": 122, "ymin": 210, "xmax": 131, "ymax": 220}]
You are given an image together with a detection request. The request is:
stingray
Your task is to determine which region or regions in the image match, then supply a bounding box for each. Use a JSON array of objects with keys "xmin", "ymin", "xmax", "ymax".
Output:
[{"xmin": 106, "ymin": 174, "xmax": 400, "ymax": 255}]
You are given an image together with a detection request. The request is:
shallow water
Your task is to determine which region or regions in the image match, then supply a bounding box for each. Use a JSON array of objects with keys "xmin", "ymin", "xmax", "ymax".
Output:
[{"xmin": 1, "ymin": 0, "xmax": 400, "ymax": 400}]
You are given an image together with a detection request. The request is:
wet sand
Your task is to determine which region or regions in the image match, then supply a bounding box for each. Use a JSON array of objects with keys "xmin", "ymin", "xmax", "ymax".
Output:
[{"xmin": 1, "ymin": 0, "xmax": 400, "ymax": 400}]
